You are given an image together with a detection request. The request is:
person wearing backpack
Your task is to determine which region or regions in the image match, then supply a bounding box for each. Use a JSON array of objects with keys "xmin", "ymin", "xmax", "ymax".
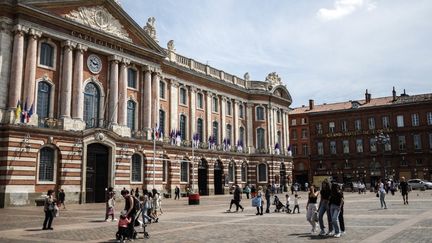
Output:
[{"xmin": 121, "ymin": 189, "xmax": 137, "ymax": 239}]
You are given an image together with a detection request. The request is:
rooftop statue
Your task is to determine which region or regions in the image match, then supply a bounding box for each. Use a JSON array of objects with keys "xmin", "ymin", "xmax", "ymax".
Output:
[
  {"xmin": 143, "ymin": 17, "xmax": 158, "ymax": 41},
  {"xmin": 167, "ymin": 40, "xmax": 175, "ymax": 52},
  {"xmin": 244, "ymin": 72, "xmax": 250, "ymax": 81},
  {"xmin": 265, "ymin": 72, "xmax": 282, "ymax": 86}
]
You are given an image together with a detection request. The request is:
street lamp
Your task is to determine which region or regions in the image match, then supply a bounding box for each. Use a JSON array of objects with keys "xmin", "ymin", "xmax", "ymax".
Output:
[{"xmin": 375, "ymin": 132, "xmax": 390, "ymax": 179}]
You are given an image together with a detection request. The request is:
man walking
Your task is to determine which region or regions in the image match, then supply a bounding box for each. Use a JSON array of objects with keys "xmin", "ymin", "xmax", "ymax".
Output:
[
  {"xmin": 400, "ymin": 177, "xmax": 409, "ymax": 205},
  {"xmin": 265, "ymin": 184, "xmax": 271, "ymax": 213},
  {"xmin": 121, "ymin": 189, "xmax": 137, "ymax": 240},
  {"xmin": 174, "ymin": 186, "xmax": 180, "ymax": 200},
  {"xmin": 227, "ymin": 185, "xmax": 244, "ymax": 212}
]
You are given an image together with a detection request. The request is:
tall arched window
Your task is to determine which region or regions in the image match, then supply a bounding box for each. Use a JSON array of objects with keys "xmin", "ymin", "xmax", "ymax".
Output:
[
  {"xmin": 83, "ymin": 83, "xmax": 100, "ymax": 128},
  {"xmin": 159, "ymin": 110, "xmax": 165, "ymax": 136},
  {"xmin": 239, "ymin": 104, "xmax": 244, "ymax": 118},
  {"xmin": 181, "ymin": 160, "xmax": 189, "ymax": 182},
  {"xmin": 37, "ymin": 81, "xmax": 51, "ymax": 127},
  {"xmin": 277, "ymin": 131, "xmax": 281, "ymax": 146},
  {"xmin": 277, "ymin": 110, "xmax": 281, "ymax": 123},
  {"xmin": 212, "ymin": 97, "xmax": 218, "ymax": 112},
  {"xmin": 257, "ymin": 128, "xmax": 265, "ymax": 149},
  {"xmin": 38, "ymin": 147, "xmax": 55, "ymax": 181},
  {"xmin": 180, "ymin": 87, "xmax": 187, "ymax": 105},
  {"xmin": 197, "ymin": 118, "xmax": 203, "ymax": 142},
  {"xmin": 40, "ymin": 42, "xmax": 54, "ymax": 67},
  {"xmin": 258, "ymin": 163, "xmax": 267, "ymax": 182},
  {"xmin": 239, "ymin": 127, "xmax": 245, "ymax": 144},
  {"xmin": 241, "ymin": 162, "xmax": 247, "ymax": 182},
  {"xmin": 256, "ymin": 106, "xmax": 265, "ymax": 120},
  {"xmin": 212, "ymin": 121, "xmax": 219, "ymax": 145},
  {"xmin": 131, "ymin": 154, "xmax": 142, "ymax": 182},
  {"xmin": 228, "ymin": 161, "xmax": 235, "ymax": 182},
  {"xmin": 180, "ymin": 114, "xmax": 187, "ymax": 140},
  {"xmin": 226, "ymin": 124, "xmax": 232, "ymax": 142},
  {"xmin": 127, "ymin": 100, "xmax": 136, "ymax": 130},
  {"xmin": 226, "ymin": 101, "xmax": 232, "ymax": 115}
]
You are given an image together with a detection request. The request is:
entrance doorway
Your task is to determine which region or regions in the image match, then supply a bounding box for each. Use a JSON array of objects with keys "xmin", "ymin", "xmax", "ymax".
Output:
[
  {"xmin": 214, "ymin": 160, "xmax": 224, "ymax": 195},
  {"xmin": 198, "ymin": 159, "xmax": 208, "ymax": 195},
  {"xmin": 86, "ymin": 143, "xmax": 109, "ymax": 203}
]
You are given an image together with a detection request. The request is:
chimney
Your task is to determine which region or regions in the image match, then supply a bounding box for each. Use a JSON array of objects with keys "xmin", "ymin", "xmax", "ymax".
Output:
[
  {"xmin": 401, "ymin": 89, "xmax": 408, "ymax": 97},
  {"xmin": 309, "ymin": 99, "xmax": 314, "ymax": 110},
  {"xmin": 365, "ymin": 89, "xmax": 371, "ymax": 103},
  {"xmin": 392, "ymin": 87, "xmax": 396, "ymax": 101}
]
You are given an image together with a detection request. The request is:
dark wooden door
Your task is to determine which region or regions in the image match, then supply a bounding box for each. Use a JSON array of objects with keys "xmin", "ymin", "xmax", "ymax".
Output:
[{"xmin": 86, "ymin": 144, "xmax": 109, "ymax": 203}]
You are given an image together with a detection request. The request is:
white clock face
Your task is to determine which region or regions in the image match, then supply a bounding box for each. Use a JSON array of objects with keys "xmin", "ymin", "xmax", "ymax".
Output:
[{"xmin": 87, "ymin": 54, "xmax": 102, "ymax": 74}]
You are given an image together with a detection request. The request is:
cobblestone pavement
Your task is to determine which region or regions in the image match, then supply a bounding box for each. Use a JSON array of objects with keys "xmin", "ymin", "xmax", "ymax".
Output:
[{"xmin": 1, "ymin": 190, "xmax": 432, "ymax": 242}]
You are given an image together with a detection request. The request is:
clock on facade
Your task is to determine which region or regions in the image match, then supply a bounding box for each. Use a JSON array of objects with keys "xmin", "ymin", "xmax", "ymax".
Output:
[{"xmin": 87, "ymin": 54, "xmax": 102, "ymax": 74}]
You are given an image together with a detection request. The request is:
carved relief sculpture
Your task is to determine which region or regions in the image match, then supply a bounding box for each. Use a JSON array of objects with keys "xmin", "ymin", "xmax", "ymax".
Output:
[
  {"xmin": 64, "ymin": 6, "xmax": 132, "ymax": 42},
  {"xmin": 265, "ymin": 72, "xmax": 282, "ymax": 86}
]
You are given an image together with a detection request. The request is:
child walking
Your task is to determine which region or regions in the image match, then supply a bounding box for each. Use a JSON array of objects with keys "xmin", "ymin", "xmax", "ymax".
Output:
[
  {"xmin": 285, "ymin": 194, "xmax": 292, "ymax": 213},
  {"xmin": 293, "ymin": 194, "xmax": 301, "ymax": 213},
  {"xmin": 117, "ymin": 211, "xmax": 131, "ymax": 242}
]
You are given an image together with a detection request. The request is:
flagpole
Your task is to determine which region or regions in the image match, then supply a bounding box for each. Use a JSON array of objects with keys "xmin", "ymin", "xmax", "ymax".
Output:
[
  {"xmin": 153, "ymin": 127, "xmax": 156, "ymax": 189},
  {"xmin": 192, "ymin": 135, "xmax": 195, "ymax": 193}
]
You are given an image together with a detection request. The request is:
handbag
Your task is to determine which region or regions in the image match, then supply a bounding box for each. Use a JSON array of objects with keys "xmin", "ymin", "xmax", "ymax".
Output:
[
  {"xmin": 376, "ymin": 192, "xmax": 379, "ymax": 197},
  {"xmin": 312, "ymin": 211, "xmax": 318, "ymax": 222},
  {"xmin": 252, "ymin": 197, "xmax": 261, "ymax": 207}
]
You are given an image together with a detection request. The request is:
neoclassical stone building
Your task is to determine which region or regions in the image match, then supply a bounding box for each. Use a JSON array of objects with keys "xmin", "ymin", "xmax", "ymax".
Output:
[{"xmin": 0, "ymin": 0, "xmax": 293, "ymax": 207}]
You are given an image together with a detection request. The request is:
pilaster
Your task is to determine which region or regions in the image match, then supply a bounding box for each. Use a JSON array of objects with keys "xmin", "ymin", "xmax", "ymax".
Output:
[
  {"xmin": 108, "ymin": 55, "xmax": 120, "ymax": 126},
  {"xmin": 220, "ymin": 96, "xmax": 227, "ymax": 142},
  {"xmin": 169, "ymin": 79, "xmax": 179, "ymax": 134},
  {"xmin": 190, "ymin": 86, "xmax": 197, "ymax": 139},
  {"xmin": 246, "ymin": 103, "xmax": 254, "ymax": 153},
  {"xmin": 143, "ymin": 65, "xmax": 152, "ymax": 134}
]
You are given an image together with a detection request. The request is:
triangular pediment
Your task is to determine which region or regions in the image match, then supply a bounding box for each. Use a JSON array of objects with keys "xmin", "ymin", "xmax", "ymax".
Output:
[
  {"xmin": 64, "ymin": 5, "xmax": 132, "ymax": 42},
  {"xmin": 21, "ymin": 0, "xmax": 165, "ymax": 57}
]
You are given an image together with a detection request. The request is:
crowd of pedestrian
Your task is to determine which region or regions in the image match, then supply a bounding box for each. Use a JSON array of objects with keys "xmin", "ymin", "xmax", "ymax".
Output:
[{"xmin": 38, "ymin": 176, "xmax": 413, "ymax": 241}]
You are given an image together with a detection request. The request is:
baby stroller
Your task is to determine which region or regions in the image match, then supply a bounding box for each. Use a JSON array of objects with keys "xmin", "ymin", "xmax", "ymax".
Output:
[
  {"xmin": 273, "ymin": 196, "xmax": 285, "ymax": 212},
  {"xmin": 116, "ymin": 208, "xmax": 149, "ymax": 242}
]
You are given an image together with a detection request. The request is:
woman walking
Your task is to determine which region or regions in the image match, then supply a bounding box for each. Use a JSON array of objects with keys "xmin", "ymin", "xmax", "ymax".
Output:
[
  {"xmin": 329, "ymin": 183, "xmax": 344, "ymax": 238},
  {"xmin": 105, "ymin": 187, "xmax": 116, "ymax": 221},
  {"xmin": 255, "ymin": 186, "xmax": 263, "ymax": 215},
  {"xmin": 318, "ymin": 180, "xmax": 333, "ymax": 236},
  {"xmin": 152, "ymin": 189, "xmax": 161, "ymax": 222},
  {"xmin": 42, "ymin": 189, "xmax": 56, "ymax": 230},
  {"xmin": 378, "ymin": 179, "xmax": 387, "ymax": 209},
  {"xmin": 306, "ymin": 185, "xmax": 319, "ymax": 234}
]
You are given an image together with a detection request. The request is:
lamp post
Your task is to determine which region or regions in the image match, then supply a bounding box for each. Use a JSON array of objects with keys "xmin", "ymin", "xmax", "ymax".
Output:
[{"xmin": 375, "ymin": 131, "xmax": 390, "ymax": 180}]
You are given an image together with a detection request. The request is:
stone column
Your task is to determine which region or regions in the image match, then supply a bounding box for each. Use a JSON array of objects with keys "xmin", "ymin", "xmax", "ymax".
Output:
[
  {"xmin": 246, "ymin": 103, "xmax": 254, "ymax": 153},
  {"xmin": 22, "ymin": 29, "xmax": 41, "ymax": 123},
  {"xmin": 118, "ymin": 58, "xmax": 129, "ymax": 126},
  {"xmin": 169, "ymin": 79, "xmax": 179, "ymax": 133},
  {"xmin": 266, "ymin": 105, "xmax": 272, "ymax": 153},
  {"xmin": 234, "ymin": 100, "xmax": 240, "ymax": 145},
  {"xmin": 151, "ymin": 69, "xmax": 160, "ymax": 128},
  {"xmin": 206, "ymin": 92, "xmax": 212, "ymax": 140},
  {"xmin": 190, "ymin": 86, "xmax": 197, "ymax": 138},
  {"xmin": 284, "ymin": 111, "xmax": 290, "ymax": 154},
  {"xmin": 72, "ymin": 44, "xmax": 87, "ymax": 121},
  {"xmin": 60, "ymin": 40, "xmax": 75, "ymax": 119},
  {"xmin": 108, "ymin": 55, "xmax": 120, "ymax": 125},
  {"xmin": 221, "ymin": 96, "xmax": 226, "ymax": 142},
  {"xmin": 280, "ymin": 109, "xmax": 286, "ymax": 154},
  {"xmin": 143, "ymin": 66, "xmax": 152, "ymax": 132},
  {"xmin": 8, "ymin": 25, "xmax": 25, "ymax": 112}
]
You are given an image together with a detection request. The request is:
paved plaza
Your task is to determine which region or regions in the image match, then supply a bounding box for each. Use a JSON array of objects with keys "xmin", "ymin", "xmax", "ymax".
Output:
[{"xmin": 0, "ymin": 190, "xmax": 432, "ymax": 243}]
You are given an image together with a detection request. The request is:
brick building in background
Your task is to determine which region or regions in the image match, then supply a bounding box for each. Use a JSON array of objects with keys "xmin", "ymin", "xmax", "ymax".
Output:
[{"xmin": 291, "ymin": 89, "xmax": 432, "ymax": 188}]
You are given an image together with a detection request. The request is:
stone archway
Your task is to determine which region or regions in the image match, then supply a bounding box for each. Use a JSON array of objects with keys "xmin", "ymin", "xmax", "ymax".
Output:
[
  {"xmin": 198, "ymin": 158, "xmax": 208, "ymax": 195},
  {"xmin": 214, "ymin": 160, "xmax": 224, "ymax": 195}
]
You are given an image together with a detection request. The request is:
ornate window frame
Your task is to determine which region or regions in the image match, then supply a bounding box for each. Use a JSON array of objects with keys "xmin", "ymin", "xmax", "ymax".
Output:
[{"xmin": 38, "ymin": 38, "xmax": 57, "ymax": 71}]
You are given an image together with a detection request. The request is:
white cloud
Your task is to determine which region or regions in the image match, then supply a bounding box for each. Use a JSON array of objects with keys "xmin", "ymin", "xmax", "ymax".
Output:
[{"xmin": 317, "ymin": 0, "xmax": 377, "ymax": 21}]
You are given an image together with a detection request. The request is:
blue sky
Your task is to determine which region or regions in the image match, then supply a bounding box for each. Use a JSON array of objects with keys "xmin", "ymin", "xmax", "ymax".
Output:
[{"xmin": 120, "ymin": 0, "xmax": 432, "ymax": 107}]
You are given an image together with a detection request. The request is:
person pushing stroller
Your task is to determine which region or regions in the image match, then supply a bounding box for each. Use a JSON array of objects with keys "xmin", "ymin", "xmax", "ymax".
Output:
[{"xmin": 273, "ymin": 195, "xmax": 285, "ymax": 212}]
